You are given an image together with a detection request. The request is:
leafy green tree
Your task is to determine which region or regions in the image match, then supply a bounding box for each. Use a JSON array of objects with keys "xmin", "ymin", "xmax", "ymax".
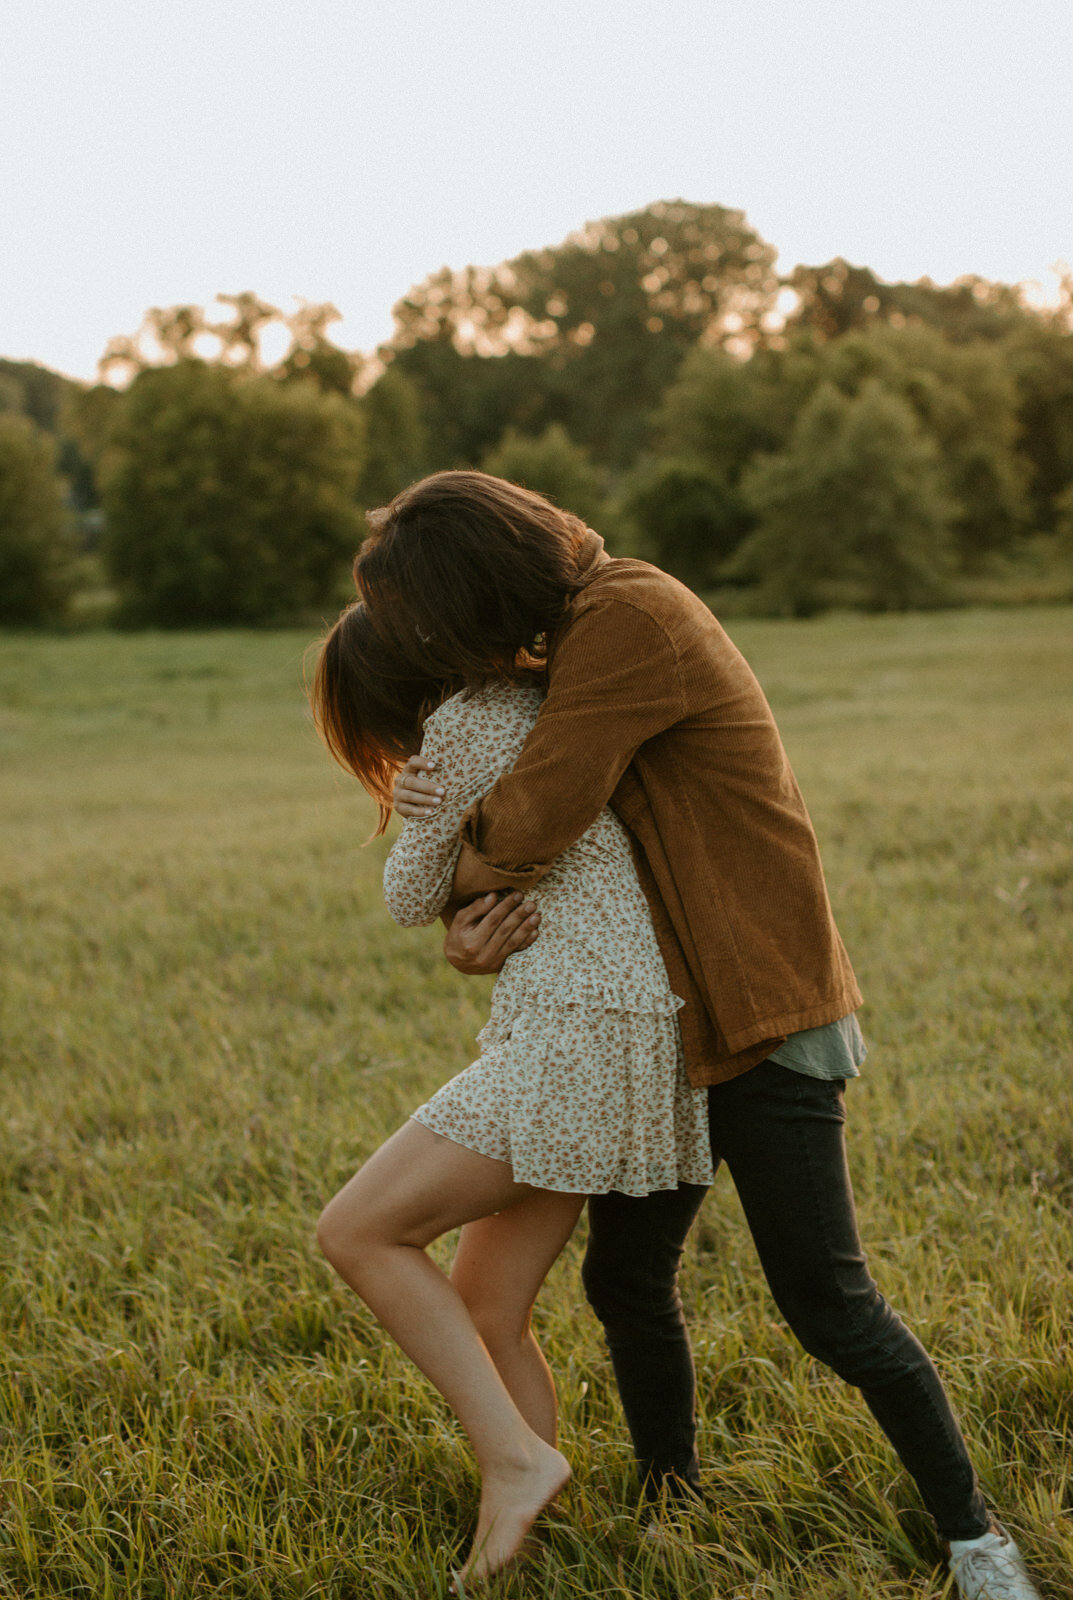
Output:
[
  {"xmin": 659, "ymin": 326, "xmax": 1030, "ymax": 564},
  {"xmin": 101, "ymin": 362, "xmax": 364, "ymax": 625},
  {"xmin": 62, "ymin": 384, "xmax": 122, "ymax": 473},
  {"xmin": 0, "ymin": 357, "xmax": 83, "ymax": 433},
  {"xmin": 734, "ymin": 381, "xmax": 956, "ymax": 615},
  {"xmin": 1003, "ymin": 318, "xmax": 1073, "ymax": 529},
  {"xmin": 1054, "ymin": 481, "xmax": 1073, "ymax": 556},
  {"xmin": 621, "ymin": 460, "xmax": 751, "ymax": 590},
  {"xmin": 388, "ymin": 342, "xmax": 551, "ymax": 472},
  {"xmin": 100, "ymin": 293, "xmax": 361, "ymax": 396},
  {"xmin": 100, "ymin": 304, "xmax": 211, "ymax": 379},
  {"xmin": 818, "ymin": 324, "xmax": 1029, "ymax": 559},
  {"xmin": 0, "ymin": 372, "xmax": 23, "ymax": 415},
  {"xmin": 784, "ymin": 258, "xmax": 1029, "ymax": 344},
  {"xmin": 213, "ymin": 292, "xmax": 282, "ymax": 365},
  {"xmin": 0, "ymin": 413, "xmax": 74, "ymax": 624},
  {"xmin": 60, "ymin": 383, "xmax": 122, "ymax": 512},
  {"xmin": 275, "ymin": 301, "xmax": 361, "ymax": 396},
  {"xmin": 390, "ymin": 201, "xmax": 779, "ymax": 467},
  {"xmin": 355, "ymin": 368, "xmax": 428, "ymax": 507},
  {"xmin": 0, "ymin": 358, "xmax": 99, "ymax": 510},
  {"xmin": 654, "ymin": 345, "xmax": 807, "ymax": 484},
  {"xmin": 393, "ymin": 201, "xmax": 777, "ymax": 360},
  {"xmin": 482, "ymin": 425, "xmax": 608, "ymax": 528}
]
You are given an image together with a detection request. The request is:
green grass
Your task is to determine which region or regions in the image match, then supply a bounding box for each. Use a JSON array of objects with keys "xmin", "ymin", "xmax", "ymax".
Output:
[{"xmin": 1, "ymin": 610, "xmax": 1071, "ymax": 1599}]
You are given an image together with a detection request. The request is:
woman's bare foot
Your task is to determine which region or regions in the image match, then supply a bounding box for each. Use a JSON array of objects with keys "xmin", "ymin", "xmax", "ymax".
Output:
[{"xmin": 459, "ymin": 1440, "xmax": 570, "ymax": 1583}]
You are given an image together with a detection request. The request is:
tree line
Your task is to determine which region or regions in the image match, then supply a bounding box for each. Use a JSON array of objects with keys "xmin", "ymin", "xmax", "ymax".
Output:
[{"xmin": 3, "ymin": 199, "xmax": 1073, "ymax": 625}]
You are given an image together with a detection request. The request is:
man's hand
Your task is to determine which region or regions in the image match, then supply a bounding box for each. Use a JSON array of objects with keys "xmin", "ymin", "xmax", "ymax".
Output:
[
  {"xmin": 443, "ymin": 892, "xmax": 541, "ymax": 975},
  {"xmin": 393, "ymin": 754, "xmax": 444, "ymax": 818}
]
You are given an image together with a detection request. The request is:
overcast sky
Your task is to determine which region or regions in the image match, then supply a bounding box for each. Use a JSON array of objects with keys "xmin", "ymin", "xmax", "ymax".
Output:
[{"xmin": 3, "ymin": 0, "xmax": 1072, "ymax": 382}]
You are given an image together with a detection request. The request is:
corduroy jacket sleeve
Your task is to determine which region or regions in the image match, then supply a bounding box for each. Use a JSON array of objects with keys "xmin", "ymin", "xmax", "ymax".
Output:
[{"xmin": 452, "ymin": 597, "xmax": 684, "ymax": 900}]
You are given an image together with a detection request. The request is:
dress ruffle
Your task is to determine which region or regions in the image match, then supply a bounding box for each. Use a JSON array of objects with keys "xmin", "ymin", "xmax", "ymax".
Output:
[{"xmin": 479, "ymin": 985, "xmax": 684, "ymax": 1050}]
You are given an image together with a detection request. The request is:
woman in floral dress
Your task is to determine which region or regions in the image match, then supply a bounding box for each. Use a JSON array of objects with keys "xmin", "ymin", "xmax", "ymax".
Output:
[{"xmin": 311, "ymin": 604, "xmax": 709, "ymax": 1584}]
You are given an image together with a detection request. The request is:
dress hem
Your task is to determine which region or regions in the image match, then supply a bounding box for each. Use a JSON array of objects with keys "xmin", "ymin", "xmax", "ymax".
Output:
[{"xmin": 408, "ymin": 1110, "xmax": 710, "ymax": 1198}]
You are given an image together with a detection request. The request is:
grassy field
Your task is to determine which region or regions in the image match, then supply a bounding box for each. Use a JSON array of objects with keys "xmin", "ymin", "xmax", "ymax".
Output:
[{"xmin": 1, "ymin": 609, "xmax": 1071, "ymax": 1600}]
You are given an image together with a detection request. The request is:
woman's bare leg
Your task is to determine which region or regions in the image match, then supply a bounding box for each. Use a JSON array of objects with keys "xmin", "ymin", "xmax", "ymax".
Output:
[
  {"xmin": 451, "ymin": 1191, "xmax": 584, "ymax": 1445},
  {"xmin": 316, "ymin": 1120, "xmax": 582, "ymax": 1579}
]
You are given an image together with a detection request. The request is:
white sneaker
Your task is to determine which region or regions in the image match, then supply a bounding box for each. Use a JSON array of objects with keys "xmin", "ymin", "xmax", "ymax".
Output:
[{"xmin": 948, "ymin": 1526, "xmax": 1042, "ymax": 1600}]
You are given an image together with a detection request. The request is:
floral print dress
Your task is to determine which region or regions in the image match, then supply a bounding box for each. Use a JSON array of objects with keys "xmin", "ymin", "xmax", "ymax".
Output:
[{"xmin": 383, "ymin": 679, "xmax": 713, "ymax": 1197}]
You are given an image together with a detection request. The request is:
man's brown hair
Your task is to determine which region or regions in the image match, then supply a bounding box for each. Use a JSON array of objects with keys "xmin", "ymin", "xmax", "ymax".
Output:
[{"xmin": 354, "ymin": 471, "xmax": 589, "ymax": 681}]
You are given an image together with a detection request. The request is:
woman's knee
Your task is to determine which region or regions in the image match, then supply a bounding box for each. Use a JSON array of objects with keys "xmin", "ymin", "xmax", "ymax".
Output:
[
  {"xmin": 316, "ymin": 1189, "xmax": 385, "ymax": 1275},
  {"xmin": 315, "ymin": 1197, "xmax": 350, "ymax": 1269},
  {"xmin": 453, "ymin": 1270, "xmax": 532, "ymax": 1352},
  {"xmin": 470, "ymin": 1301, "xmax": 532, "ymax": 1358}
]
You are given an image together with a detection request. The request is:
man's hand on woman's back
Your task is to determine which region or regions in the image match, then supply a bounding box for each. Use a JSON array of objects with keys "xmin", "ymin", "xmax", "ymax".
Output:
[{"xmin": 442, "ymin": 893, "xmax": 541, "ymax": 974}]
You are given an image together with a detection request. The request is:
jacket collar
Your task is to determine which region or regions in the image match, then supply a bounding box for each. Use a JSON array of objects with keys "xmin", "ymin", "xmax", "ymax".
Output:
[
  {"xmin": 573, "ymin": 527, "xmax": 610, "ymax": 588},
  {"xmin": 545, "ymin": 529, "xmax": 610, "ymax": 665}
]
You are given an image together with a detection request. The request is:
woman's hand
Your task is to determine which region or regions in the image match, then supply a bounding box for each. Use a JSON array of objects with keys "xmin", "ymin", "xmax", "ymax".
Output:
[{"xmin": 393, "ymin": 754, "xmax": 444, "ymax": 818}]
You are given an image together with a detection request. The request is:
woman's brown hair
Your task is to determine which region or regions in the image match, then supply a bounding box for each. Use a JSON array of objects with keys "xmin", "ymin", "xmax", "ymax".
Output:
[
  {"xmin": 354, "ymin": 470, "xmax": 590, "ymax": 681},
  {"xmin": 309, "ymin": 601, "xmax": 452, "ymax": 836}
]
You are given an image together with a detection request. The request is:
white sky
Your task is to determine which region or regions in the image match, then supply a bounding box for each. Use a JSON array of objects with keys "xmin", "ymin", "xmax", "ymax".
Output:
[{"xmin": 3, "ymin": 0, "xmax": 1072, "ymax": 383}]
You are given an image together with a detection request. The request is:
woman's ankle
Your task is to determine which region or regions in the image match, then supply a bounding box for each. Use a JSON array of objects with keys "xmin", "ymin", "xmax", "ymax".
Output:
[{"xmin": 481, "ymin": 1432, "xmax": 563, "ymax": 1481}]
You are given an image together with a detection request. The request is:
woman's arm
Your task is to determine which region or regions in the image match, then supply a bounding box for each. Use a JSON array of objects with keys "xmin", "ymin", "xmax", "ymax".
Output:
[
  {"xmin": 383, "ymin": 710, "xmax": 486, "ymax": 927},
  {"xmin": 389, "ymin": 751, "xmax": 542, "ymax": 965}
]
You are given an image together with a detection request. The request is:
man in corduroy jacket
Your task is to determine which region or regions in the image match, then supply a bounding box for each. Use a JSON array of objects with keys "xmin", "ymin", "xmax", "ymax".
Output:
[{"xmin": 364, "ymin": 471, "xmax": 1038, "ymax": 1600}]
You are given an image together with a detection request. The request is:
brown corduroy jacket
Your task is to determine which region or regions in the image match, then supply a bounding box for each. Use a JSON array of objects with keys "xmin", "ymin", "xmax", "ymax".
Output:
[{"xmin": 452, "ymin": 533, "xmax": 862, "ymax": 1087}]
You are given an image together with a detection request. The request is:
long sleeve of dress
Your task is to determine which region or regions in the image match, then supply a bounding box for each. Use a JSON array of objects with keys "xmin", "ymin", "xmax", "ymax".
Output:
[{"xmin": 382, "ymin": 698, "xmax": 500, "ymax": 927}]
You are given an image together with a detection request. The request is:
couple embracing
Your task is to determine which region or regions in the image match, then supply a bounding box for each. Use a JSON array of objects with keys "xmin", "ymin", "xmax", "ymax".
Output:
[{"xmin": 310, "ymin": 471, "xmax": 1039, "ymax": 1598}]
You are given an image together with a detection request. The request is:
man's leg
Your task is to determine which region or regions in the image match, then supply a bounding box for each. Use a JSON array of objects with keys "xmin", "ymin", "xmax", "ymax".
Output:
[
  {"xmin": 710, "ymin": 1059, "xmax": 990, "ymax": 1542},
  {"xmin": 582, "ymin": 1184, "xmax": 709, "ymax": 1495}
]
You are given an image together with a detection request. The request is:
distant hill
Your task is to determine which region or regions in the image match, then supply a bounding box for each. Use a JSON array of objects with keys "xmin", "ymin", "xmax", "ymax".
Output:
[
  {"xmin": 0, "ymin": 358, "xmax": 86, "ymax": 435},
  {"xmin": 0, "ymin": 359, "xmax": 98, "ymax": 510}
]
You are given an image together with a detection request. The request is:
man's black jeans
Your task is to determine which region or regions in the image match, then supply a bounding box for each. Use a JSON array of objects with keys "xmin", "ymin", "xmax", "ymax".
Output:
[{"xmin": 582, "ymin": 1058, "xmax": 990, "ymax": 1542}]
